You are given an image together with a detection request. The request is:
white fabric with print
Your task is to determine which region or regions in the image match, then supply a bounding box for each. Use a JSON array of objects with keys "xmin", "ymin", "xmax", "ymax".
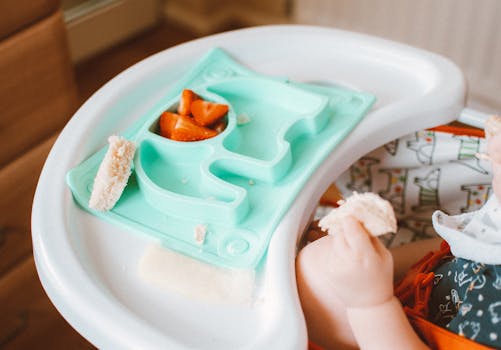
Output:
[
  {"xmin": 432, "ymin": 195, "xmax": 501, "ymax": 264},
  {"xmin": 328, "ymin": 130, "xmax": 493, "ymax": 248}
]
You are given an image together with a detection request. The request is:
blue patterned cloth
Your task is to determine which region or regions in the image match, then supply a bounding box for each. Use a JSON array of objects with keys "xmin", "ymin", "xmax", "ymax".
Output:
[{"xmin": 429, "ymin": 257, "xmax": 501, "ymax": 348}]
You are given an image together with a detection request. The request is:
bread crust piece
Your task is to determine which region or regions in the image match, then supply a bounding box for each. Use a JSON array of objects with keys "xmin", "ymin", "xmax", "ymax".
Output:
[
  {"xmin": 318, "ymin": 192, "xmax": 397, "ymax": 237},
  {"xmin": 88, "ymin": 135, "xmax": 136, "ymax": 211}
]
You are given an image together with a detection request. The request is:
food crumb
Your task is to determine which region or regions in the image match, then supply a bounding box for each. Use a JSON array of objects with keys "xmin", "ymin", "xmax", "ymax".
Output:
[
  {"xmin": 237, "ymin": 114, "xmax": 251, "ymax": 125},
  {"xmin": 248, "ymin": 179, "xmax": 255, "ymax": 186},
  {"xmin": 181, "ymin": 177, "xmax": 189, "ymax": 184},
  {"xmin": 194, "ymin": 224, "xmax": 207, "ymax": 245}
]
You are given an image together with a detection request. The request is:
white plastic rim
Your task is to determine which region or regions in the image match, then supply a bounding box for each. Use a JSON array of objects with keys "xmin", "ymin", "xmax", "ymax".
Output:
[{"xmin": 32, "ymin": 25, "xmax": 465, "ymax": 349}]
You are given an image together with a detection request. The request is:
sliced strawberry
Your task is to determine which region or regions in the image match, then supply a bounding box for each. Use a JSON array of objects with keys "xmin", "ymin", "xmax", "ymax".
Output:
[
  {"xmin": 160, "ymin": 111, "xmax": 218, "ymax": 141},
  {"xmin": 191, "ymin": 100, "xmax": 229, "ymax": 126},
  {"xmin": 177, "ymin": 89, "xmax": 199, "ymax": 116},
  {"xmin": 159, "ymin": 111, "xmax": 180, "ymax": 138},
  {"xmin": 170, "ymin": 114, "xmax": 218, "ymax": 141}
]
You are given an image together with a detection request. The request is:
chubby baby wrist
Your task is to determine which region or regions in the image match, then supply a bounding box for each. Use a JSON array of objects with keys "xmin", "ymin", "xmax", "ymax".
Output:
[
  {"xmin": 345, "ymin": 295, "xmax": 397, "ymax": 313},
  {"xmin": 346, "ymin": 296, "xmax": 429, "ymax": 349}
]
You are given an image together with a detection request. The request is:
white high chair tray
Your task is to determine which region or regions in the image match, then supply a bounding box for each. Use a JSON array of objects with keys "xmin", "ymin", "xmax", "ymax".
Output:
[{"xmin": 32, "ymin": 25, "xmax": 465, "ymax": 349}]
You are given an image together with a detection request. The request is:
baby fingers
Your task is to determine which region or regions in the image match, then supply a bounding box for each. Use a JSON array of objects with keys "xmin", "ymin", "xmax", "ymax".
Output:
[{"xmin": 340, "ymin": 215, "xmax": 373, "ymax": 254}]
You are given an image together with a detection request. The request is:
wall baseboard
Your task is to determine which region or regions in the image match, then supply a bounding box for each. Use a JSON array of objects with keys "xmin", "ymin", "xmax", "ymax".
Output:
[
  {"xmin": 162, "ymin": 0, "xmax": 291, "ymax": 36},
  {"xmin": 64, "ymin": 0, "xmax": 159, "ymax": 63}
]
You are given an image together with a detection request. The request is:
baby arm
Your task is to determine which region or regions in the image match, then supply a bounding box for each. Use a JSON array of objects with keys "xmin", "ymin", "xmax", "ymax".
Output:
[
  {"xmin": 330, "ymin": 216, "xmax": 429, "ymax": 350},
  {"xmin": 297, "ymin": 216, "xmax": 430, "ymax": 350}
]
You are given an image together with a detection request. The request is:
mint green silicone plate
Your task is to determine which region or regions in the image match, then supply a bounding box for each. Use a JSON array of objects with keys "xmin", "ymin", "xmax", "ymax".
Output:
[{"xmin": 67, "ymin": 48, "xmax": 375, "ymax": 269}]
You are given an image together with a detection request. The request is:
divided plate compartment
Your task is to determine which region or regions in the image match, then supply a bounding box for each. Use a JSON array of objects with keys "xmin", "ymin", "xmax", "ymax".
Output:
[{"xmin": 67, "ymin": 48, "xmax": 375, "ymax": 268}]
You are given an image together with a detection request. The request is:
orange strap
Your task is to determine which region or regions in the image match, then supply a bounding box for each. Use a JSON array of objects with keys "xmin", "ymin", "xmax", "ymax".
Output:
[
  {"xmin": 394, "ymin": 240, "xmax": 452, "ymax": 318},
  {"xmin": 308, "ymin": 340, "xmax": 324, "ymax": 350},
  {"xmin": 407, "ymin": 314, "xmax": 493, "ymax": 350},
  {"xmin": 395, "ymin": 241, "xmax": 494, "ymax": 350},
  {"xmin": 308, "ymin": 321, "xmax": 492, "ymax": 350},
  {"xmin": 428, "ymin": 124, "xmax": 485, "ymax": 138}
]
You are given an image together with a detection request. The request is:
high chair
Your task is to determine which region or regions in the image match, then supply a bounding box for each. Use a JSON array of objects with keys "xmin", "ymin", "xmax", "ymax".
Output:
[{"xmin": 32, "ymin": 25, "xmax": 490, "ymax": 349}]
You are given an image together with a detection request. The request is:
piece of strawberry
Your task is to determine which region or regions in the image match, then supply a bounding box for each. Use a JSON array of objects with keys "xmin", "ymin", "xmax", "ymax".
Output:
[
  {"xmin": 177, "ymin": 89, "xmax": 199, "ymax": 116},
  {"xmin": 171, "ymin": 114, "xmax": 217, "ymax": 141},
  {"xmin": 160, "ymin": 111, "xmax": 218, "ymax": 141},
  {"xmin": 159, "ymin": 111, "xmax": 179, "ymax": 138},
  {"xmin": 191, "ymin": 100, "xmax": 229, "ymax": 126}
]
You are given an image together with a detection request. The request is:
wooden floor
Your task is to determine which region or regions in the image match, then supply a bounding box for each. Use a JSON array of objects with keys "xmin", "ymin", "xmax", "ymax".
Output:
[{"xmin": 0, "ymin": 21, "xmax": 199, "ymax": 349}]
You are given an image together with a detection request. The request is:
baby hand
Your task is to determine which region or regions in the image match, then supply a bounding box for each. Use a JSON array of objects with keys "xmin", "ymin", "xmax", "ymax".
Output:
[{"xmin": 326, "ymin": 215, "xmax": 394, "ymax": 308}]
